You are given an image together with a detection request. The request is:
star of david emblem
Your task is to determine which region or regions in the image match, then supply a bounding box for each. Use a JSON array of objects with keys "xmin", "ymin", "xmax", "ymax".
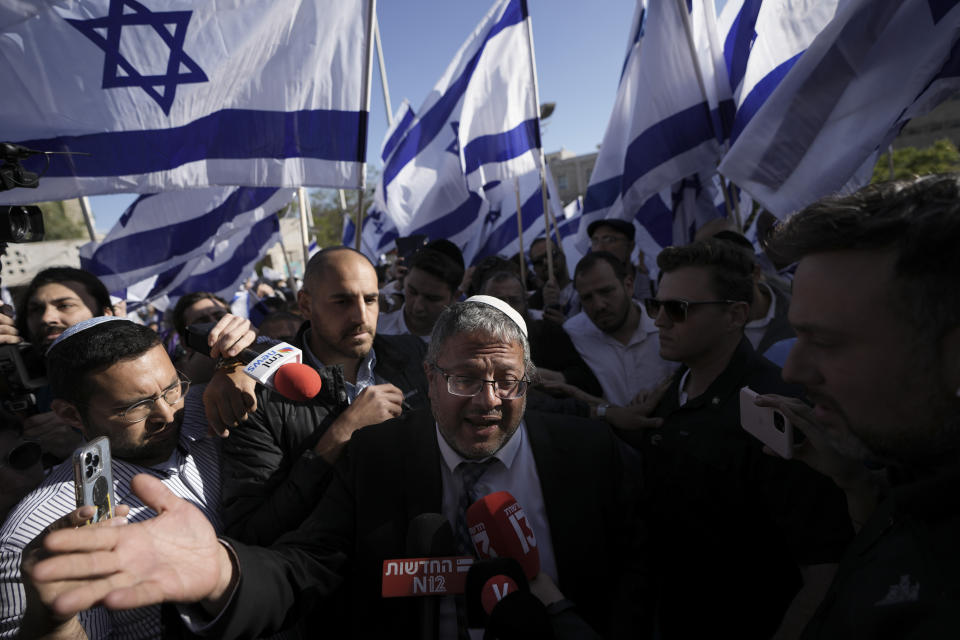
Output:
[
  {"xmin": 66, "ymin": 0, "xmax": 208, "ymax": 115},
  {"xmin": 485, "ymin": 208, "xmax": 501, "ymax": 225},
  {"xmin": 446, "ymin": 122, "xmax": 461, "ymax": 155}
]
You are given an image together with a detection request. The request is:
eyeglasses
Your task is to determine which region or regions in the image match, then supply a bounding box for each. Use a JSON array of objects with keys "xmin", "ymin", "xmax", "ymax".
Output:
[
  {"xmin": 101, "ymin": 375, "xmax": 191, "ymax": 423},
  {"xmin": 643, "ymin": 298, "xmax": 740, "ymax": 323},
  {"xmin": 432, "ymin": 365, "xmax": 528, "ymax": 400},
  {"xmin": 1, "ymin": 440, "xmax": 42, "ymax": 471}
]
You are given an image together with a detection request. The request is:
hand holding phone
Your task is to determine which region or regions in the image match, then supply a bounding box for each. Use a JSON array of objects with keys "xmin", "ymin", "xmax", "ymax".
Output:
[
  {"xmin": 72, "ymin": 436, "xmax": 116, "ymax": 524},
  {"xmin": 739, "ymin": 387, "xmax": 800, "ymax": 459}
]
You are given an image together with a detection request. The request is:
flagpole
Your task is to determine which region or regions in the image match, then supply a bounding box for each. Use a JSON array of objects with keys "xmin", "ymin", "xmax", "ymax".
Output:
[
  {"xmin": 522, "ymin": 0, "xmax": 555, "ymax": 285},
  {"xmin": 514, "ymin": 178, "xmax": 527, "ymax": 291},
  {"xmin": 77, "ymin": 196, "xmax": 97, "ymax": 242},
  {"xmin": 356, "ymin": 0, "xmax": 377, "ymax": 251},
  {"xmin": 297, "ymin": 187, "xmax": 311, "ymax": 272},
  {"xmin": 374, "ymin": 9, "xmax": 393, "ymax": 126},
  {"xmin": 276, "ymin": 214, "xmax": 298, "ymax": 297}
]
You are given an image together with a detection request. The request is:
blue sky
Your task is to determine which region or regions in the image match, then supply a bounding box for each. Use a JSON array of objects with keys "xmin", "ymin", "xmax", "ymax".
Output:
[{"xmin": 88, "ymin": 0, "xmax": 637, "ymax": 232}]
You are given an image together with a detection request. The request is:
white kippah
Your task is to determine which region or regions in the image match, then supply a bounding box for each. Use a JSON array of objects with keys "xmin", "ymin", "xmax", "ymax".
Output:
[
  {"xmin": 464, "ymin": 295, "xmax": 528, "ymax": 338},
  {"xmin": 46, "ymin": 316, "xmax": 128, "ymax": 354}
]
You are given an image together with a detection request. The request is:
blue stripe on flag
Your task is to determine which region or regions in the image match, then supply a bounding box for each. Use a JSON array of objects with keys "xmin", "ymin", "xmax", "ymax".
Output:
[
  {"xmin": 582, "ymin": 175, "xmax": 621, "ymax": 215},
  {"xmin": 634, "ymin": 194, "xmax": 673, "ymax": 248},
  {"xmin": 19, "ymin": 109, "xmax": 366, "ymax": 177},
  {"xmin": 724, "ymin": 0, "xmax": 762, "ymax": 91},
  {"xmin": 729, "ymin": 54, "xmax": 802, "ymax": 145},
  {"xmin": 168, "ymin": 216, "xmax": 280, "ymax": 298},
  {"xmin": 621, "ymin": 102, "xmax": 717, "ymax": 199},
  {"xmin": 472, "ymin": 187, "xmax": 541, "ymax": 260},
  {"xmin": 382, "ymin": 2, "xmax": 526, "ymax": 189},
  {"xmin": 411, "ymin": 192, "xmax": 485, "ymax": 241},
  {"xmin": 462, "ymin": 118, "xmax": 540, "ymax": 174},
  {"xmin": 382, "ymin": 107, "xmax": 416, "ymax": 161},
  {"xmin": 83, "ymin": 187, "xmax": 278, "ymax": 275}
]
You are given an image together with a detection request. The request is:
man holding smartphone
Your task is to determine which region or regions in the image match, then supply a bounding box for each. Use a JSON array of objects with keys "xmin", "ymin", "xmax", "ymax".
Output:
[
  {"xmin": 632, "ymin": 238, "xmax": 854, "ymax": 640},
  {"xmin": 0, "ymin": 317, "xmax": 223, "ymax": 639}
]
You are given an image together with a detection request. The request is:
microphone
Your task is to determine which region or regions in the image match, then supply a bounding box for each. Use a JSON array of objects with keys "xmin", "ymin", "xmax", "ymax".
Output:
[
  {"xmin": 185, "ymin": 322, "xmax": 321, "ymax": 401},
  {"xmin": 465, "ymin": 558, "xmax": 555, "ymax": 639},
  {"xmin": 467, "ymin": 491, "xmax": 540, "ymax": 580},
  {"xmin": 381, "ymin": 515, "xmax": 474, "ymax": 599}
]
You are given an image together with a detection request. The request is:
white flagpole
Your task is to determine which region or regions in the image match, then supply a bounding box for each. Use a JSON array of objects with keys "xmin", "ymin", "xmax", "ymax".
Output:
[
  {"xmin": 297, "ymin": 187, "xmax": 311, "ymax": 269},
  {"xmin": 356, "ymin": 0, "xmax": 377, "ymax": 251},
  {"xmin": 523, "ymin": 3, "xmax": 555, "ymax": 284},
  {"xmin": 514, "ymin": 177, "xmax": 527, "ymax": 291},
  {"xmin": 374, "ymin": 10, "xmax": 394, "ymax": 127},
  {"xmin": 78, "ymin": 196, "xmax": 97, "ymax": 242}
]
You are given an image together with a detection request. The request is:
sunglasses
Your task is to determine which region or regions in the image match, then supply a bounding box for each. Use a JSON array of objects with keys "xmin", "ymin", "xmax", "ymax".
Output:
[
  {"xmin": 2, "ymin": 440, "xmax": 42, "ymax": 471},
  {"xmin": 644, "ymin": 298, "xmax": 740, "ymax": 323}
]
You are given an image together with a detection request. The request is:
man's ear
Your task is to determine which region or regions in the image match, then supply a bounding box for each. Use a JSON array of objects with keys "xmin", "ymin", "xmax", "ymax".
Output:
[
  {"xmin": 297, "ymin": 288, "xmax": 310, "ymax": 317},
  {"xmin": 51, "ymin": 399, "xmax": 86, "ymax": 435},
  {"xmin": 729, "ymin": 300, "xmax": 750, "ymax": 331}
]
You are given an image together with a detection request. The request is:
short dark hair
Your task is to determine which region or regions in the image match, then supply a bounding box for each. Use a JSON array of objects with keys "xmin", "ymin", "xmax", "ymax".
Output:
[
  {"xmin": 765, "ymin": 174, "xmax": 960, "ymax": 338},
  {"xmin": 47, "ymin": 320, "xmax": 161, "ymax": 406},
  {"xmin": 466, "ymin": 256, "xmax": 520, "ymax": 297},
  {"xmin": 657, "ymin": 238, "xmax": 755, "ymax": 305},
  {"xmin": 408, "ymin": 248, "xmax": 465, "ymax": 295},
  {"xmin": 16, "ymin": 267, "xmax": 113, "ymax": 339},
  {"xmin": 171, "ymin": 292, "xmax": 228, "ymax": 338},
  {"xmin": 304, "ymin": 246, "xmax": 375, "ymax": 288},
  {"xmin": 480, "ymin": 269, "xmax": 525, "ymax": 292},
  {"xmin": 574, "ymin": 251, "xmax": 628, "ymax": 282}
]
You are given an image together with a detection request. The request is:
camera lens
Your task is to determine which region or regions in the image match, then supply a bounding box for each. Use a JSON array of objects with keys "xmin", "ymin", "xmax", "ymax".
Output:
[
  {"xmin": 85, "ymin": 452, "xmax": 92, "ymax": 464},
  {"xmin": 774, "ymin": 411, "xmax": 785, "ymax": 433}
]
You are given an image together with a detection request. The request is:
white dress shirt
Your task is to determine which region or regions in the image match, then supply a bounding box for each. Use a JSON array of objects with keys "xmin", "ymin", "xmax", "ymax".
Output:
[{"xmin": 564, "ymin": 306, "xmax": 678, "ymax": 406}]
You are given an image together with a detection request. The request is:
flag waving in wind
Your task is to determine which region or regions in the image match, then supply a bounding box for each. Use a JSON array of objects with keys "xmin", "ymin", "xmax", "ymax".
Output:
[
  {"xmin": 378, "ymin": 0, "xmax": 541, "ymax": 263},
  {"xmin": 79, "ymin": 187, "xmax": 294, "ymax": 306},
  {"xmin": 0, "ymin": 0, "xmax": 373, "ymax": 204}
]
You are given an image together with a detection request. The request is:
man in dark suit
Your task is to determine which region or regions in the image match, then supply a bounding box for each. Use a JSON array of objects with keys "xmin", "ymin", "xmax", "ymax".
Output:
[{"xmin": 28, "ymin": 297, "xmax": 646, "ymax": 639}]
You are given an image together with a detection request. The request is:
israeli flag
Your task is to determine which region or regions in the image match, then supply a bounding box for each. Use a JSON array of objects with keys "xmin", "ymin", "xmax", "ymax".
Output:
[
  {"xmin": 578, "ymin": 0, "xmax": 728, "ymax": 253},
  {"xmin": 0, "ymin": 0, "xmax": 373, "ymax": 205},
  {"xmin": 720, "ymin": 0, "xmax": 960, "ymax": 216},
  {"xmin": 378, "ymin": 0, "xmax": 540, "ymax": 257},
  {"xmin": 79, "ymin": 186, "xmax": 294, "ymax": 306},
  {"xmin": 465, "ymin": 165, "xmax": 566, "ymax": 264}
]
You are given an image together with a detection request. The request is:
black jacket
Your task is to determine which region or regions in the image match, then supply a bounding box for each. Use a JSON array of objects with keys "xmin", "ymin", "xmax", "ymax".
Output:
[{"xmin": 219, "ymin": 322, "xmax": 429, "ymax": 545}]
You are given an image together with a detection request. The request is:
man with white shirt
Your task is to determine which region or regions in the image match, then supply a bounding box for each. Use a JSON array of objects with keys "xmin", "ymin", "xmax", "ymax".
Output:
[
  {"xmin": 25, "ymin": 298, "xmax": 647, "ymax": 639},
  {"xmin": 0, "ymin": 317, "xmax": 222, "ymax": 640},
  {"xmin": 565, "ymin": 252, "xmax": 677, "ymax": 410}
]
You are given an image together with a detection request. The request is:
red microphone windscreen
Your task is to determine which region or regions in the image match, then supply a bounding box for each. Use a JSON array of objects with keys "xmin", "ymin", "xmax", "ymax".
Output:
[
  {"xmin": 466, "ymin": 491, "xmax": 540, "ymax": 580},
  {"xmin": 481, "ymin": 575, "xmax": 519, "ymax": 615},
  {"xmin": 273, "ymin": 362, "xmax": 322, "ymax": 401}
]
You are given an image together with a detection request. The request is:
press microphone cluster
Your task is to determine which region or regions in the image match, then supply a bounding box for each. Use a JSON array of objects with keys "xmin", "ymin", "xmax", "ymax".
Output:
[
  {"xmin": 185, "ymin": 322, "xmax": 322, "ymax": 402},
  {"xmin": 467, "ymin": 491, "xmax": 540, "ymax": 579}
]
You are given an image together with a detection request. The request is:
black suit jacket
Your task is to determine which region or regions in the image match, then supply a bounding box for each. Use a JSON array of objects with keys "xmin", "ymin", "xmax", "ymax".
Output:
[{"xmin": 217, "ymin": 409, "xmax": 646, "ymax": 639}]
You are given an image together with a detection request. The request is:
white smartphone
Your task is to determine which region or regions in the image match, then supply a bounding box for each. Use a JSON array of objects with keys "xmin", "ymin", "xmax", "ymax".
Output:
[
  {"xmin": 739, "ymin": 386, "xmax": 795, "ymax": 459},
  {"xmin": 72, "ymin": 436, "xmax": 116, "ymax": 524}
]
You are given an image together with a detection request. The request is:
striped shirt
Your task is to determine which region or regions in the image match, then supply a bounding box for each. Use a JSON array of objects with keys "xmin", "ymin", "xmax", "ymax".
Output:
[{"xmin": 0, "ymin": 387, "xmax": 221, "ymax": 639}]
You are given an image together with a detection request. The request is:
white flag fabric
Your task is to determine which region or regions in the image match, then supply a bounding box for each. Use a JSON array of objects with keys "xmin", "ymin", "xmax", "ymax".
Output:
[
  {"xmin": 378, "ymin": 0, "xmax": 540, "ymax": 255},
  {"xmin": 0, "ymin": 0, "xmax": 372, "ymax": 204},
  {"xmin": 719, "ymin": 0, "xmax": 960, "ymax": 216},
  {"xmin": 79, "ymin": 186, "xmax": 294, "ymax": 305},
  {"xmin": 578, "ymin": 0, "xmax": 727, "ymax": 251}
]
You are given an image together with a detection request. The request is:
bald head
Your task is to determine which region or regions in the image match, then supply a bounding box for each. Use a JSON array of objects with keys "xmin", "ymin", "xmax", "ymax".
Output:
[{"xmin": 303, "ymin": 247, "xmax": 376, "ymax": 289}]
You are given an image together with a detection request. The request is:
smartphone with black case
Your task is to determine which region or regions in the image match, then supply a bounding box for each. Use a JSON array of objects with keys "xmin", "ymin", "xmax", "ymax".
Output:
[{"xmin": 72, "ymin": 436, "xmax": 115, "ymax": 524}]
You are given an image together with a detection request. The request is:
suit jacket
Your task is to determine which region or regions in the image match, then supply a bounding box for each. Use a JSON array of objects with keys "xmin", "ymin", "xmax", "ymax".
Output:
[{"xmin": 217, "ymin": 409, "xmax": 646, "ymax": 639}]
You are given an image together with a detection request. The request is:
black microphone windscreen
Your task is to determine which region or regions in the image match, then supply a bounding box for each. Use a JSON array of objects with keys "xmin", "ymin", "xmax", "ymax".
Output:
[
  {"xmin": 485, "ymin": 591, "xmax": 554, "ymax": 640},
  {"xmin": 406, "ymin": 513, "xmax": 457, "ymax": 556},
  {"xmin": 465, "ymin": 558, "xmax": 528, "ymax": 629}
]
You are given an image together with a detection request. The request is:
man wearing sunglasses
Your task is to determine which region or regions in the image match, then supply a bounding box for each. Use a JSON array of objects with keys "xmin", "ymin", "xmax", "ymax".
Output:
[
  {"xmin": 22, "ymin": 298, "xmax": 647, "ymax": 639},
  {"xmin": 0, "ymin": 317, "xmax": 223, "ymax": 639},
  {"xmin": 632, "ymin": 238, "xmax": 853, "ymax": 640}
]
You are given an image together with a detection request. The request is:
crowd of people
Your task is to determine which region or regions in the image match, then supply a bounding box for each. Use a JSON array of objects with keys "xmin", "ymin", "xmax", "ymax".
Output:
[{"xmin": 0, "ymin": 173, "xmax": 958, "ymax": 639}]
